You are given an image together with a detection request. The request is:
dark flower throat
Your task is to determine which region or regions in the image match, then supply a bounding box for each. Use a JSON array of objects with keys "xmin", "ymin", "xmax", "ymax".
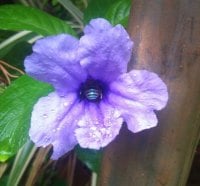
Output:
[{"xmin": 79, "ymin": 78, "xmax": 105, "ymax": 102}]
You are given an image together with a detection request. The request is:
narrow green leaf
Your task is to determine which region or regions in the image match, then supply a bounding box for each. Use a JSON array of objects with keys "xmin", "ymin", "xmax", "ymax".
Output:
[
  {"xmin": 105, "ymin": 0, "xmax": 131, "ymax": 27},
  {"xmin": 58, "ymin": 0, "xmax": 83, "ymax": 25},
  {"xmin": 7, "ymin": 140, "xmax": 36, "ymax": 186},
  {"xmin": 75, "ymin": 146, "xmax": 102, "ymax": 173},
  {"xmin": 0, "ymin": 75, "xmax": 53, "ymax": 162},
  {"xmin": 0, "ymin": 176, "xmax": 8, "ymax": 186},
  {"xmin": 0, "ymin": 5, "xmax": 75, "ymax": 36}
]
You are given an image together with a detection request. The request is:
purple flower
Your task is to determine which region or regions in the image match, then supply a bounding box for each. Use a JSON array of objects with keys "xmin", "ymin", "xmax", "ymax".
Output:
[{"xmin": 24, "ymin": 18, "xmax": 168, "ymax": 160}]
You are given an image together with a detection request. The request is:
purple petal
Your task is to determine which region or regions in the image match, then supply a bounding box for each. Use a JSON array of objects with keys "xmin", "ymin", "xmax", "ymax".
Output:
[
  {"xmin": 51, "ymin": 101, "xmax": 84, "ymax": 159},
  {"xmin": 108, "ymin": 70, "xmax": 168, "ymax": 132},
  {"xmin": 84, "ymin": 18, "xmax": 112, "ymax": 34},
  {"xmin": 29, "ymin": 92, "xmax": 84, "ymax": 159},
  {"xmin": 78, "ymin": 18, "xmax": 133, "ymax": 82},
  {"xmin": 123, "ymin": 110, "xmax": 158, "ymax": 133},
  {"xmin": 75, "ymin": 102, "xmax": 123, "ymax": 149},
  {"xmin": 109, "ymin": 70, "xmax": 168, "ymax": 110},
  {"xmin": 24, "ymin": 34, "xmax": 87, "ymax": 96}
]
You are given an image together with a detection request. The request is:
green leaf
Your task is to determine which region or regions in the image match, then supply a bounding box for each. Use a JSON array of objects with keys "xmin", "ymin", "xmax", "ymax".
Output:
[
  {"xmin": 105, "ymin": 0, "xmax": 131, "ymax": 27},
  {"xmin": 0, "ymin": 75, "xmax": 53, "ymax": 162},
  {"xmin": 84, "ymin": 0, "xmax": 131, "ymax": 26},
  {"xmin": 84, "ymin": 0, "xmax": 116, "ymax": 24},
  {"xmin": 0, "ymin": 86, "xmax": 5, "ymax": 95},
  {"xmin": 0, "ymin": 5, "xmax": 75, "ymax": 36},
  {"xmin": 75, "ymin": 146, "xmax": 102, "ymax": 173}
]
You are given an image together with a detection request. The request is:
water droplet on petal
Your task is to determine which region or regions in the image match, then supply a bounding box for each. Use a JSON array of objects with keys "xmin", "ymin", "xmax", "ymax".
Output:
[
  {"xmin": 94, "ymin": 131, "xmax": 102, "ymax": 138},
  {"xmin": 106, "ymin": 130, "xmax": 111, "ymax": 135},
  {"xmin": 100, "ymin": 128, "xmax": 106, "ymax": 134},
  {"xmin": 43, "ymin": 114, "xmax": 48, "ymax": 118},
  {"xmin": 89, "ymin": 132, "xmax": 95, "ymax": 137},
  {"xmin": 96, "ymin": 138, "xmax": 101, "ymax": 143},
  {"xmin": 59, "ymin": 94, "xmax": 65, "ymax": 97},
  {"xmin": 63, "ymin": 102, "xmax": 68, "ymax": 107},
  {"xmin": 57, "ymin": 116, "xmax": 62, "ymax": 120},
  {"xmin": 57, "ymin": 127, "xmax": 61, "ymax": 131},
  {"xmin": 44, "ymin": 137, "xmax": 50, "ymax": 143},
  {"xmin": 51, "ymin": 78, "xmax": 57, "ymax": 83},
  {"xmin": 49, "ymin": 49, "xmax": 54, "ymax": 54},
  {"xmin": 90, "ymin": 126, "xmax": 97, "ymax": 131}
]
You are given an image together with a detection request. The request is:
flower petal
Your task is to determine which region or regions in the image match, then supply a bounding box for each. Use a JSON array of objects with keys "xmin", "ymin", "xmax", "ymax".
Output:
[
  {"xmin": 108, "ymin": 70, "xmax": 168, "ymax": 133},
  {"xmin": 108, "ymin": 92, "xmax": 159, "ymax": 133},
  {"xmin": 123, "ymin": 110, "xmax": 158, "ymax": 133},
  {"xmin": 75, "ymin": 102, "xmax": 123, "ymax": 149},
  {"xmin": 84, "ymin": 18, "xmax": 112, "ymax": 34},
  {"xmin": 29, "ymin": 92, "xmax": 84, "ymax": 159},
  {"xmin": 24, "ymin": 34, "xmax": 87, "ymax": 96},
  {"xmin": 51, "ymin": 102, "xmax": 84, "ymax": 159},
  {"xmin": 79, "ymin": 18, "xmax": 133, "ymax": 82},
  {"xmin": 109, "ymin": 70, "xmax": 168, "ymax": 110}
]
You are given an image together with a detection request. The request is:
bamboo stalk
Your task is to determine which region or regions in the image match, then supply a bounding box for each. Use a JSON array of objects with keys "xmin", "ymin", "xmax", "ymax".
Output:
[{"xmin": 97, "ymin": 0, "xmax": 200, "ymax": 186}]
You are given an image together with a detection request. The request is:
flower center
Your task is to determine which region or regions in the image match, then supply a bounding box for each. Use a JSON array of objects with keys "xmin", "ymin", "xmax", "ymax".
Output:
[
  {"xmin": 79, "ymin": 78, "xmax": 105, "ymax": 102},
  {"xmin": 84, "ymin": 88, "xmax": 102, "ymax": 101}
]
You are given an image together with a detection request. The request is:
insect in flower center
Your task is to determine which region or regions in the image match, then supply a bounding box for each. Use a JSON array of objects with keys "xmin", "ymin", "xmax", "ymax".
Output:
[{"xmin": 79, "ymin": 78, "xmax": 105, "ymax": 102}]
